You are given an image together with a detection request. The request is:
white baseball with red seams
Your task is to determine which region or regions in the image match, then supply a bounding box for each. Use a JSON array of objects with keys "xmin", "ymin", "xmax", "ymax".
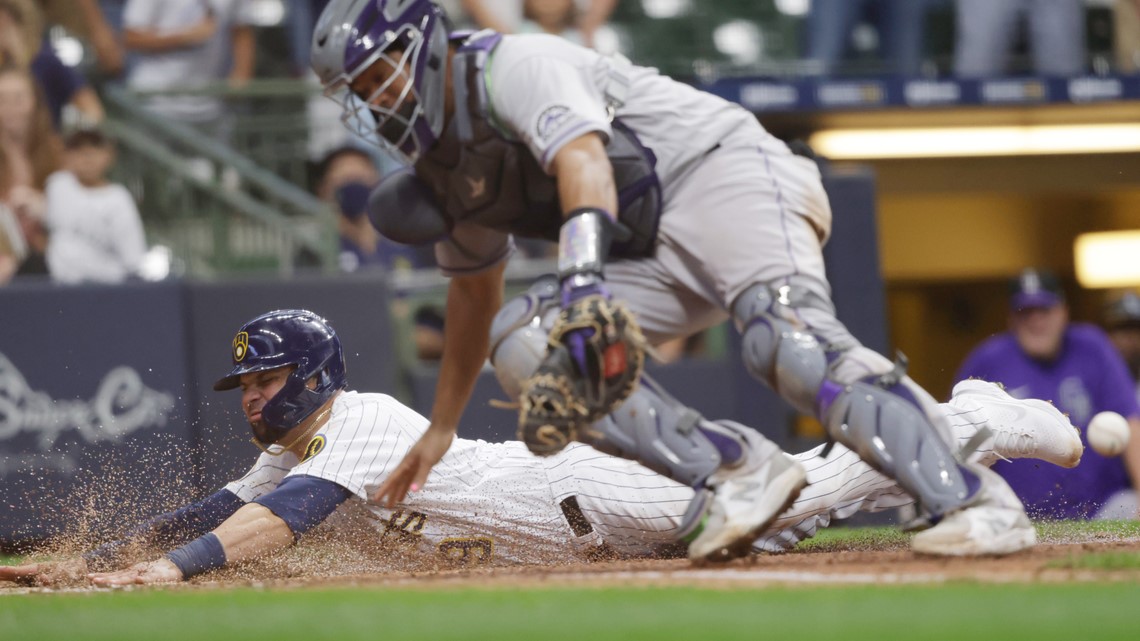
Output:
[{"xmin": 1087, "ymin": 411, "xmax": 1131, "ymax": 457}]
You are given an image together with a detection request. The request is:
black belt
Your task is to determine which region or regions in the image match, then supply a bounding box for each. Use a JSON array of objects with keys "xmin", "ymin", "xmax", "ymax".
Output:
[{"xmin": 559, "ymin": 496, "xmax": 594, "ymax": 537}]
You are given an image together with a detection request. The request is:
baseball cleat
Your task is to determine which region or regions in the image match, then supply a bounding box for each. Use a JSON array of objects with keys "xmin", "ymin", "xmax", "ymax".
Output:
[
  {"xmin": 949, "ymin": 379, "xmax": 1083, "ymax": 468},
  {"xmin": 911, "ymin": 465, "xmax": 1036, "ymax": 556},
  {"xmin": 686, "ymin": 429, "xmax": 807, "ymax": 563}
]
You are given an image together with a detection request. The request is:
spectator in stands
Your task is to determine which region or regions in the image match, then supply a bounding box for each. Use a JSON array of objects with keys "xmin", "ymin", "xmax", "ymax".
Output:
[
  {"xmin": 315, "ymin": 146, "xmax": 443, "ymax": 359},
  {"xmin": 1118, "ymin": 1, "xmax": 1140, "ymax": 75},
  {"xmin": 38, "ymin": 0, "xmax": 126, "ymax": 78},
  {"xmin": 122, "ymin": 0, "xmax": 257, "ymax": 129},
  {"xmin": 954, "ymin": 0, "xmax": 1085, "ymax": 77},
  {"xmin": 955, "ymin": 268, "xmax": 1140, "ymax": 519},
  {"xmin": 519, "ymin": 0, "xmax": 582, "ymax": 44},
  {"xmin": 461, "ymin": 0, "xmax": 616, "ymax": 47},
  {"xmin": 806, "ymin": 0, "xmax": 937, "ymax": 76},
  {"xmin": 43, "ymin": 128, "xmax": 146, "ymax": 284},
  {"xmin": 0, "ymin": 63, "xmax": 60, "ymax": 283},
  {"xmin": 0, "ymin": 0, "xmax": 104, "ymax": 128},
  {"xmin": 315, "ymin": 146, "xmax": 436, "ymax": 274},
  {"xmin": 1104, "ymin": 292, "xmax": 1140, "ymax": 404}
]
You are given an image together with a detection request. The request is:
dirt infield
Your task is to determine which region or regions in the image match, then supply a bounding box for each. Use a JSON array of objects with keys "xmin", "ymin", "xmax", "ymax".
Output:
[
  {"xmin": 234, "ymin": 536, "xmax": 1140, "ymax": 592},
  {"xmin": 4, "ymin": 522, "xmax": 1140, "ymax": 595},
  {"xmin": 8, "ymin": 529, "xmax": 1140, "ymax": 593}
]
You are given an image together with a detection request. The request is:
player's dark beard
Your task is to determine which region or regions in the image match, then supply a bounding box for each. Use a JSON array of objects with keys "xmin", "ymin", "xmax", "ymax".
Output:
[
  {"xmin": 378, "ymin": 99, "xmax": 418, "ymax": 147},
  {"xmin": 251, "ymin": 420, "xmax": 280, "ymax": 446}
]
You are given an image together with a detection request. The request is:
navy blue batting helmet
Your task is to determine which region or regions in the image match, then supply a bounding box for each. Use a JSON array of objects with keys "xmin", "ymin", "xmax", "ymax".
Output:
[{"xmin": 214, "ymin": 310, "xmax": 347, "ymax": 438}]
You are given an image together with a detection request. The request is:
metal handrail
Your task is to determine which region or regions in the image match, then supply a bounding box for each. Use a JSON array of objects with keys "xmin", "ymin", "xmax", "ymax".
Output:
[{"xmin": 103, "ymin": 84, "xmax": 326, "ymax": 219}]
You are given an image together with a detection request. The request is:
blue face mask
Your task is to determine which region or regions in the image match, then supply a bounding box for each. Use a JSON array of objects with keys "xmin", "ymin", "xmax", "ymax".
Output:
[{"xmin": 334, "ymin": 181, "xmax": 374, "ymax": 221}]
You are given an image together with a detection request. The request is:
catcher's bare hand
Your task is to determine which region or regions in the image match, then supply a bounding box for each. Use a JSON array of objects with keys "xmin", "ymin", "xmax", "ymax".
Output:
[
  {"xmin": 371, "ymin": 424, "xmax": 455, "ymax": 508},
  {"xmin": 0, "ymin": 557, "xmax": 89, "ymax": 587},
  {"xmin": 88, "ymin": 558, "xmax": 182, "ymax": 587}
]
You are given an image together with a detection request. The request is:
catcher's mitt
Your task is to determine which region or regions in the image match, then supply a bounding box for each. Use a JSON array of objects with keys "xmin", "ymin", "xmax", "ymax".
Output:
[{"xmin": 517, "ymin": 295, "xmax": 646, "ymax": 456}]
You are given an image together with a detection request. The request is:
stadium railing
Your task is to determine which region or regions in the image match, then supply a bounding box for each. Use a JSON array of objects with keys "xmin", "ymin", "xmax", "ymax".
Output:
[{"xmin": 101, "ymin": 84, "xmax": 338, "ymax": 278}]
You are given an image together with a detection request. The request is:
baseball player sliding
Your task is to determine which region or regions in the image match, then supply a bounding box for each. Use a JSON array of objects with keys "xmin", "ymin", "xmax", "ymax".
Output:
[
  {"xmin": 0, "ymin": 310, "xmax": 1080, "ymax": 586},
  {"xmin": 312, "ymin": 0, "xmax": 1038, "ymax": 561}
]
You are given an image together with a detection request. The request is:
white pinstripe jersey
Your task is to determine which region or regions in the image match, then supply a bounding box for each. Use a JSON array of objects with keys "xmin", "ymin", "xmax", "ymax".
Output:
[
  {"xmin": 224, "ymin": 391, "xmax": 696, "ymax": 564},
  {"xmin": 223, "ymin": 392, "xmax": 1007, "ymax": 561}
]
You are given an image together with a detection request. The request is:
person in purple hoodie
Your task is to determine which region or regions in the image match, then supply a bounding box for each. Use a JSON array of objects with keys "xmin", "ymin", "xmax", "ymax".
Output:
[{"xmin": 956, "ymin": 268, "xmax": 1140, "ymax": 520}]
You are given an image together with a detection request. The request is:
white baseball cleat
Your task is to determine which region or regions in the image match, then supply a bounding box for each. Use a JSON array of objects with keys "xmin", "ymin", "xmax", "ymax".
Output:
[
  {"xmin": 949, "ymin": 379, "xmax": 1083, "ymax": 468},
  {"xmin": 687, "ymin": 427, "xmax": 807, "ymax": 563},
  {"xmin": 911, "ymin": 465, "xmax": 1036, "ymax": 556}
]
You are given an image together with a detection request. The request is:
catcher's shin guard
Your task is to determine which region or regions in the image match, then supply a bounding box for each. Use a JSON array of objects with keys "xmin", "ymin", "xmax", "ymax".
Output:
[
  {"xmin": 491, "ymin": 283, "xmax": 742, "ymax": 485},
  {"xmin": 732, "ymin": 282, "xmax": 981, "ymax": 517}
]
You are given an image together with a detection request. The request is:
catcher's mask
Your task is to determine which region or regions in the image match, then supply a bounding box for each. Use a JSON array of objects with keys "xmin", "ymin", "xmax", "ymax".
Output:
[
  {"xmin": 214, "ymin": 309, "xmax": 347, "ymax": 443},
  {"xmin": 311, "ymin": 0, "xmax": 450, "ymax": 163}
]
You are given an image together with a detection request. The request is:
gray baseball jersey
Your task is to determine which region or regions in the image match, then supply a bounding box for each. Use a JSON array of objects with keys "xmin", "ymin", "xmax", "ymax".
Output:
[{"xmin": 434, "ymin": 34, "xmax": 834, "ymax": 345}]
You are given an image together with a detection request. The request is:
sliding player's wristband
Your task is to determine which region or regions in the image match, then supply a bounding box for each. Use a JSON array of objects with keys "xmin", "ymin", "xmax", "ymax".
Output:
[{"xmin": 165, "ymin": 532, "xmax": 227, "ymax": 580}]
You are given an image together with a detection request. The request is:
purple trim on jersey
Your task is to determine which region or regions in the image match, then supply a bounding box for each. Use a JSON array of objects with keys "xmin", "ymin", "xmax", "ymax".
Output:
[
  {"xmin": 539, "ymin": 120, "xmax": 608, "ymax": 169},
  {"xmin": 758, "ymin": 144, "xmax": 799, "ymax": 275},
  {"xmin": 253, "ymin": 474, "xmax": 352, "ymax": 541},
  {"xmin": 956, "ymin": 324, "xmax": 1140, "ymax": 519}
]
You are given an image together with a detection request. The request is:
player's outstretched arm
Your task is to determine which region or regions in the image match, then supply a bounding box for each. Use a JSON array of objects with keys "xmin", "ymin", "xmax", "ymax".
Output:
[
  {"xmin": 88, "ymin": 503, "xmax": 294, "ymax": 587},
  {"xmin": 373, "ymin": 261, "xmax": 506, "ymax": 507},
  {"xmin": 89, "ymin": 476, "xmax": 351, "ymax": 586},
  {"xmin": 0, "ymin": 558, "xmax": 89, "ymax": 587}
]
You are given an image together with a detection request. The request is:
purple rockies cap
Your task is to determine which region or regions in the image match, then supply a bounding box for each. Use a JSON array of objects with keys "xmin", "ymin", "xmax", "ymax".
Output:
[{"xmin": 1010, "ymin": 268, "xmax": 1064, "ymax": 311}]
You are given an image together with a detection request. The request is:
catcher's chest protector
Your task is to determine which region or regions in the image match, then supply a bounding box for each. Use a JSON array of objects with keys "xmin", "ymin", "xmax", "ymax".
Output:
[{"xmin": 412, "ymin": 31, "xmax": 663, "ymax": 258}]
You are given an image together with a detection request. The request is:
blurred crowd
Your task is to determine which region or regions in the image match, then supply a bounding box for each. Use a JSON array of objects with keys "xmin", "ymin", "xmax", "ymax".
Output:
[{"xmin": 6, "ymin": 1, "xmax": 1140, "ymax": 289}]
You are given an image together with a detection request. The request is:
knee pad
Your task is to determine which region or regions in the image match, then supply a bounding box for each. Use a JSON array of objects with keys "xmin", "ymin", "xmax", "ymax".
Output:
[
  {"xmin": 732, "ymin": 281, "xmax": 978, "ymax": 516},
  {"xmin": 732, "ymin": 282, "xmax": 833, "ymax": 417},
  {"xmin": 489, "ymin": 275, "xmax": 560, "ymax": 398}
]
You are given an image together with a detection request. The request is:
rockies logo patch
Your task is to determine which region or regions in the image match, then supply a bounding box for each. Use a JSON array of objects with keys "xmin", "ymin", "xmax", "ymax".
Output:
[
  {"xmin": 301, "ymin": 435, "xmax": 326, "ymax": 462},
  {"xmin": 534, "ymin": 104, "xmax": 574, "ymax": 144}
]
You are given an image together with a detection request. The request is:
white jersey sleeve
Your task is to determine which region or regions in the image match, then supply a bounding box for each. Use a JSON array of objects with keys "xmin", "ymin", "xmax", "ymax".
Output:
[
  {"xmin": 284, "ymin": 392, "xmax": 427, "ymax": 499},
  {"xmin": 223, "ymin": 447, "xmax": 300, "ymax": 502},
  {"xmin": 487, "ymin": 35, "xmax": 613, "ymax": 173}
]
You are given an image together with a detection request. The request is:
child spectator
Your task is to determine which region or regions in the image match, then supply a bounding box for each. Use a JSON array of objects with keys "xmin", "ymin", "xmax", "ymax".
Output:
[{"xmin": 44, "ymin": 128, "xmax": 147, "ymax": 284}]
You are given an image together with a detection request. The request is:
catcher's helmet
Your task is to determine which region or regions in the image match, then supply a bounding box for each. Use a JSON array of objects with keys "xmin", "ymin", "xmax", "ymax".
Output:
[
  {"xmin": 311, "ymin": 0, "xmax": 450, "ymax": 163},
  {"xmin": 214, "ymin": 310, "xmax": 347, "ymax": 438}
]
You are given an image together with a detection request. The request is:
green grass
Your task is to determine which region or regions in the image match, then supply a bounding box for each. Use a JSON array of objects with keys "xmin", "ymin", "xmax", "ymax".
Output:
[
  {"xmin": 5, "ymin": 522, "xmax": 1140, "ymax": 641},
  {"xmin": 2, "ymin": 583, "xmax": 1139, "ymax": 641},
  {"xmin": 795, "ymin": 520, "xmax": 1140, "ymax": 553}
]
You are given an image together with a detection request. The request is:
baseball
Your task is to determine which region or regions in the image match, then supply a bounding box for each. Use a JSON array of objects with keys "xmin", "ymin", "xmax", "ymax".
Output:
[{"xmin": 1087, "ymin": 411, "xmax": 1131, "ymax": 457}]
